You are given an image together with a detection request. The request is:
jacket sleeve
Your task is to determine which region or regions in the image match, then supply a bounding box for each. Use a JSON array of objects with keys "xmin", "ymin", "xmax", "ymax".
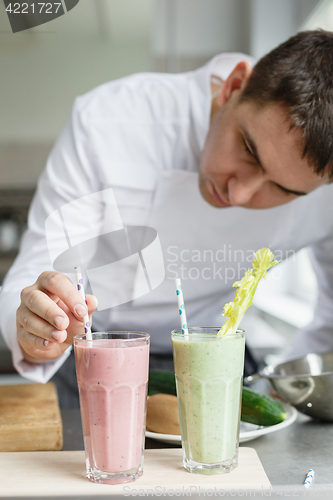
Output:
[
  {"xmin": 0, "ymin": 97, "xmax": 102, "ymax": 383},
  {"xmin": 284, "ymin": 235, "xmax": 333, "ymax": 360}
]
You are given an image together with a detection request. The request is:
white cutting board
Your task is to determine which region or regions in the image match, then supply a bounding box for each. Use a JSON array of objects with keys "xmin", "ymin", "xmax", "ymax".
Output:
[{"xmin": 0, "ymin": 448, "xmax": 270, "ymax": 497}]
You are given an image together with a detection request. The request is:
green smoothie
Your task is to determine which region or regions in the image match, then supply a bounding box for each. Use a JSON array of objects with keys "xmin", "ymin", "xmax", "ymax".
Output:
[{"xmin": 172, "ymin": 328, "xmax": 245, "ymax": 470}]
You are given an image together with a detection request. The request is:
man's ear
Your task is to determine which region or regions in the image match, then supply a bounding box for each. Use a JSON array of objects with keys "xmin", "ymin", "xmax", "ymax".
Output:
[{"xmin": 217, "ymin": 61, "xmax": 253, "ymax": 107}]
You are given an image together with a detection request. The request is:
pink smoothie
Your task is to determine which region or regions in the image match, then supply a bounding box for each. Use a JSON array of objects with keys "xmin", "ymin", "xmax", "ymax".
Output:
[{"xmin": 74, "ymin": 339, "xmax": 149, "ymax": 475}]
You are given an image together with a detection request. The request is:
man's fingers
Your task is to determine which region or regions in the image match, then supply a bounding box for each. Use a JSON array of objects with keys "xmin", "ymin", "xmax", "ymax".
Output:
[
  {"xmin": 17, "ymin": 325, "xmax": 71, "ymax": 362},
  {"xmin": 86, "ymin": 294, "xmax": 98, "ymax": 313},
  {"xmin": 56, "ymin": 296, "xmax": 97, "ymax": 342},
  {"xmin": 37, "ymin": 272, "xmax": 88, "ymax": 319},
  {"xmin": 21, "ymin": 287, "xmax": 69, "ymax": 331},
  {"xmin": 57, "ymin": 294, "xmax": 98, "ymax": 326},
  {"xmin": 17, "ymin": 305, "xmax": 68, "ymax": 343},
  {"xmin": 17, "ymin": 273, "xmax": 97, "ymax": 363},
  {"xmin": 17, "ymin": 324, "xmax": 56, "ymax": 352}
]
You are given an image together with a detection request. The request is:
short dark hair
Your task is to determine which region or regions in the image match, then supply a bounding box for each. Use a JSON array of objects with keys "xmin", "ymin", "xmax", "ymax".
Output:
[{"xmin": 240, "ymin": 30, "xmax": 333, "ymax": 179}]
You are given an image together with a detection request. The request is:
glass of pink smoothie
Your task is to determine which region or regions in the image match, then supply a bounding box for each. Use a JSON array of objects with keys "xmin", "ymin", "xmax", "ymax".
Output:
[{"xmin": 74, "ymin": 331, "xmax": 150, "ymax": 485}]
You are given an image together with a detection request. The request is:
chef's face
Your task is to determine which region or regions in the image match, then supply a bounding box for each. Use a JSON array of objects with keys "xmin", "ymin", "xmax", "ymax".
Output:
[{"xmin": 199, "ymin": 62, "xmax": 330, "ymax": 209}]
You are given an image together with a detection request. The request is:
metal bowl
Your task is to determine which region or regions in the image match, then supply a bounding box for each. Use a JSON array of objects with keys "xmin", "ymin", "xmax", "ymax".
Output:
[{"xmin": 246, "ymin": 351, "xmax": 333, "ymax": 422}]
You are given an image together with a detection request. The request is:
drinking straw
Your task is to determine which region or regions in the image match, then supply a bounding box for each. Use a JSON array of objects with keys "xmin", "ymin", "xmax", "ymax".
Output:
[
  {"xmin": 74, "ymin": 266, "xmax": 92, "ymax": 340},
  {"xmin": 303, "ymin": 469, "xmax": 315, "ymax": 488},
  {"xmin": 175, "ymin": 278, "xmax": 188, "ymax": 335}
]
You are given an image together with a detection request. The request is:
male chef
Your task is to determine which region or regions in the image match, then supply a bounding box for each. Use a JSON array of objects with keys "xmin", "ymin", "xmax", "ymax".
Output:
[{"xmin": 1, "ymin": 30, "xmax": 333, "ymax": 407}]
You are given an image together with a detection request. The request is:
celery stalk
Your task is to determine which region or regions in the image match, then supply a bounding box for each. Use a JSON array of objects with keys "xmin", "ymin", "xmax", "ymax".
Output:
[{"xmin": 218, "ymin": 248, "xmax": 279, "ymax": 336}]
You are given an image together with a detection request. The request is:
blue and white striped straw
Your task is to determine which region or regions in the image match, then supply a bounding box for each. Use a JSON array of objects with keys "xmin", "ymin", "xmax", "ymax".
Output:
[
  {"xmin": 74, "ymin": 266, "xmax": 92, "ymax": 341},
  {"xmin": 303, "ymin": 469, "xmax": 315, "ymax": 488},
  {"xmin": 175, "ymin": 278, "xmax": 188, "ymax": 335}
]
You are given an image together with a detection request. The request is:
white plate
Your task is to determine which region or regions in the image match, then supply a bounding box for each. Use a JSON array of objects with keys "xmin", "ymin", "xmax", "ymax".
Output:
[{"xmin": 146, "ymin": 401, "xmax": 297, "ymax": 445}]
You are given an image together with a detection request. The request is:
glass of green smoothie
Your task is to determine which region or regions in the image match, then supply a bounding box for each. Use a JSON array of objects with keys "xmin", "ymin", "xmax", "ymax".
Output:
[{"xmin": 171, "ymin": 327, "xmax": 245, "ymax": 475}]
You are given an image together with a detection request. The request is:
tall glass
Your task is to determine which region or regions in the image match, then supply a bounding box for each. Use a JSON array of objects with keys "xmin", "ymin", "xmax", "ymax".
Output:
[
  {"xmin": 171, "ymin": 327, "xmax": 245, "ymax": 475},
  {"xmin": 74, "ymin": 332, "xmax": 150, "ymax": 484}
]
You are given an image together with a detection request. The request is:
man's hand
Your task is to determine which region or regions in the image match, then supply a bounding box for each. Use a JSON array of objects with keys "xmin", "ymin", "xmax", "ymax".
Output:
[{"xmin": 16, "ymin": 271, "xmax": 98, "ymax": 363}]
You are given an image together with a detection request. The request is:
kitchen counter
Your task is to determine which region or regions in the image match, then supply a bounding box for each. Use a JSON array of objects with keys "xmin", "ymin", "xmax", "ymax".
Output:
[
  {"xmin": 61, "ymin": 409, "xmax": 333, "ymax": 489},
  {"xmin": 1, "ymin": 408, "xmax": 332, "ymax": 499}
]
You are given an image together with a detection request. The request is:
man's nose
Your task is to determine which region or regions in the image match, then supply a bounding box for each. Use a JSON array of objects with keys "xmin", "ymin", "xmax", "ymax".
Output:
[{"xmin": 227, "ymin": 174, "xmax": 264, "ymax": 206}]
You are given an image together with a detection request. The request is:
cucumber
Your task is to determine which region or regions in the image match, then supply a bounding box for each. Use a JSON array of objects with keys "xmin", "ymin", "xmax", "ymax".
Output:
[
  {"xmin": 148, "ymin": 371, "xmax": 177, "ymax": 396},
  {"xmin": 148, "ymin": 371, "xmax": 287, "ymax": 426},
  {"xmin": 241, "ymin": 387, "xmax": 287, "ymax": 426}
]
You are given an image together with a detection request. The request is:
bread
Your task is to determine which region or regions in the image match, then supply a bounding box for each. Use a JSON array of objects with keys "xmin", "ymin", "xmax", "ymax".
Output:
[{"xmin": 146, "ymin": 394, "xmax": 181, "ymax": 435}]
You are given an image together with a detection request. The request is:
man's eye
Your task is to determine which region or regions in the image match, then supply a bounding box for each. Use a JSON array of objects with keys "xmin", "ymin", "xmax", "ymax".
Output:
[
  {"xmin": 274, "ymin": 183, "xmax": 298, "ymax": 197},
  {"xmin": 276, "ymin": 184, "xmax": 294, "ymax": 196},
  {"xmin": 277, "ymin": 186, "xmax": 291, "ymax": 196},
  {"xmin": 243, "ymin": 139, "xmax": 253, "ymax": 156}
]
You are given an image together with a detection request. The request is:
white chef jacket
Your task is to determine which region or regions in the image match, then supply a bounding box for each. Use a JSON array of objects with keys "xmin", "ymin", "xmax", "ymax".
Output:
[{"xmin": 1, "ymin": 52, "xmax": 333, "ymax": 384}]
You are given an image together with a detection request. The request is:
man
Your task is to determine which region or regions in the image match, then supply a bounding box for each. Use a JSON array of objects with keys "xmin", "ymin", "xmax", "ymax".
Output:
[{"xmin": 1, "ymin": 31, "xmax": 333, "ymax": 407}]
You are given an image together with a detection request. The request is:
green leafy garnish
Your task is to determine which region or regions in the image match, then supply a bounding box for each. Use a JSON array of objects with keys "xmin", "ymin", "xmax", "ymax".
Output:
[{"xmin": 218, "ymin": 248, "xmax": 279, "ymax": 336}]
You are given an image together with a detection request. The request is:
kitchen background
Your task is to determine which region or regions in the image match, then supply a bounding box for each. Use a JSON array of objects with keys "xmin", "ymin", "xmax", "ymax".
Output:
[{"xmin": 0, "ymin": 0, "xmax": 332, "ymax": 377}]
